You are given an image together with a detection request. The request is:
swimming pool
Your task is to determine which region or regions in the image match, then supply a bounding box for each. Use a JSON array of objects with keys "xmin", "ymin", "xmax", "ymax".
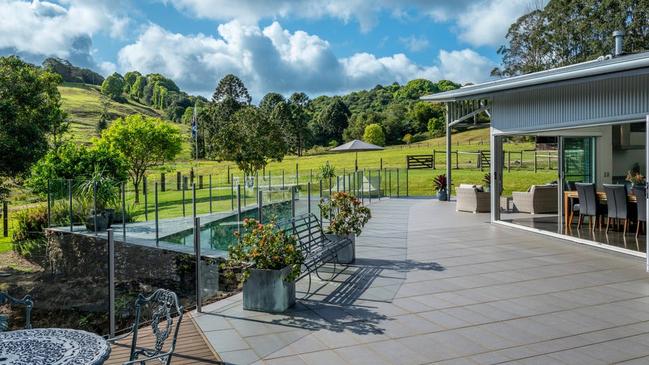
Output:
[{"xmin": 161, "ymin": 201, "xmax": 293, "ymax": 252}]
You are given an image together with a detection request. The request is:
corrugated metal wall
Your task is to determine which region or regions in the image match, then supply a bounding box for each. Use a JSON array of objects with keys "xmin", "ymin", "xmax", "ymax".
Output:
[{"xmin": 492, "ymin": 71, "xmax": 649, "ymax": 133}]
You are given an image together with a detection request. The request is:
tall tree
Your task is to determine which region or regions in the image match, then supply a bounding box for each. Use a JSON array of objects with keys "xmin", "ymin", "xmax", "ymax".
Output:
[
  {"xmin": 212, "ymin": 74, "xmax": 251, "ymax": 104},
  {"xmin": 343, "ymin": 111, "xmax": 383, "ymax": 141},
  {"xmin": 362, "ymin": 124, "xmax": 386, "ymax": 146},
  {"xmin": 259, "ymin": 92, "xmax": 285, "ymax": 113},
  {"xmin": 287, "ymin": 92, "xmax": 311, "ymax": 156},
  {"xmin": 96, "ymin": 114, "xmax": 182, "ymax": 203},
  {"xmin": 313, "ymin": 98, "xmax": 350, "ymax": 146},
  {"xmin": 101, "ymin": 72, "xmax": 125, "ymax": 101},
  {"xmin": 494, "ymin": 0, "xmax": 649, "ymax": 76},
  {"xmin": 0, "ymin": 56, "xmax": 67, "ymax": 178}
]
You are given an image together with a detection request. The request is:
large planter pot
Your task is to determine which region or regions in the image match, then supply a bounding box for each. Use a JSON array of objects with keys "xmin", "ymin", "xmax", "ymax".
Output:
[
  {"xmin": 243, "ymin": 266, "xmax": 296, "ymax": 313},
  {"xmin": 325, "ymin": 233, "xmax": 355, "ymax": 264},
  {"xmin": 437, "ymin": 189, "xmax": 448, "ymax": 201}
]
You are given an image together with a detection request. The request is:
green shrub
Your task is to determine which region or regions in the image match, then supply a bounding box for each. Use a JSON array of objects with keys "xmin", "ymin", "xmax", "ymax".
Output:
[{"xmin": 12, "ymin": 205, "xmax": 48, "ymax": 260}]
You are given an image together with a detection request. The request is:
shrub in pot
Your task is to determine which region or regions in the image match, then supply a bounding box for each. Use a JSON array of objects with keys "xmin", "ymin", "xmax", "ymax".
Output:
[
  {"xmin": 318, "ymin": 192, "xmax": 371, "ymax": 264},
  {"xmin": 433, "ymin": 174, "xmax": 448, "ymax": 201},
  {"xmin": 77, "ymin": 170, "xmax": 120, "ymax": 231},
  {"xmin": 224, "ymin": 219, "xmax": 303, "ymax": 313}
]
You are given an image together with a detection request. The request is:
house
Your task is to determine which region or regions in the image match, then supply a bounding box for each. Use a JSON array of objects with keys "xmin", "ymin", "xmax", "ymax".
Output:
[{"xmin": 422, "ymin": 32, "xmax": 649, "ymax": 268}]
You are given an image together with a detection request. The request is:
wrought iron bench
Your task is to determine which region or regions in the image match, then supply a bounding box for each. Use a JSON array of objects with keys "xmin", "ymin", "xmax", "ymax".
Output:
[
  {"xmin": 278, "ymin": 213, "xmax": 352, "ymax": 293},
  {"xmin": 108, "ymin": 288, "xmax": 183, "ymax": 365},
  {"xmin": 0, "ymin": 293, "xmax": 33, "ymax": 331}
]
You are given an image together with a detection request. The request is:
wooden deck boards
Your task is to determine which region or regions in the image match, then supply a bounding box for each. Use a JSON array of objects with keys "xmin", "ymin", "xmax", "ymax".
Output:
[{"xmin": 106, "ymin": 317, "xmax": 222, "ymax": 365}]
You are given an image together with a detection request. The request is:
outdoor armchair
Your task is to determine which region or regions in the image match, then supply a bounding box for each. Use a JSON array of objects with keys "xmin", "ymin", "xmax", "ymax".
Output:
[
  {"xmin": 456, "ymin": 184, "xmax": 490, "ymax": 213},
  {"xmin": 512, "ymin": 185, "xmax": 558, "ymax": 214}
]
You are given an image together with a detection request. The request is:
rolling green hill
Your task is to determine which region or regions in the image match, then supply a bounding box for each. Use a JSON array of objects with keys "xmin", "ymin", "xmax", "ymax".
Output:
[{"xmin": 58, "ymin": 83, "xmax": 192, "ymax": 157}]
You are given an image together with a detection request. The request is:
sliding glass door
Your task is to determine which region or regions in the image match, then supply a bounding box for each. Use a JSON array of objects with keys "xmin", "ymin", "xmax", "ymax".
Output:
[{"xmin": 562, "ymin": 137, "xmax": 595, "ymax": 184}]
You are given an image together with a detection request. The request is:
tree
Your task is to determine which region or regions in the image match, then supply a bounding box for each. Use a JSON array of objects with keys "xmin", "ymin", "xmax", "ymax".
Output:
[
  {"xmin": 212, "ymin": 74, "xmax": 251, "ymax": 105},
  {"xmin": 494, "ymin": 1, "xmax": 649, "ymax": 76},
  {"xmin": 287, "ymin": 92, "xmax": 311, "ymax": 156},
  {"xmin": 402, "ymin": 133, "xmax": 413, "ymax": 145},
  {"xmin": 363, "ymin": 124, "xmax": 386, "ymax": 146},
  {"xmin": 259, "ymin": 92, "xmax": 285, "ymax": 113},
  {"xmin": 381, "ymin": 102, "xmax": 408, "ymax": 145},
  {"xmin": 0, "ymin": 56, "xmax": 67, "ymax": 178},
  {"xmin": 96, "ymin": 114, "xmax": 182, "ymax": 203},
  {"xmin": 101, "ymin": 72, "xmax": 125, "ymax": 101},
  {"xmin": 208, "ymin": 106, "xmax": 288, "ymax": 175},
  {"xmin": 96, "ymin": 98, "xmax": 111, "ymax": 136},
  {"xmin": 313, "ymin": 98, "xmax": 350, "ymax": 146},
  {"xmin": 394, "ymin": 79, "xmax": 439, "ymax": 101},
  {"xmin": 406, "ymin": 101, "xmax": 445, "ymax": 134},
  {"xmin": 28, "ymin": 141, "xmax": 128, "ymax": 195},
  {"xmin": 343, "ymin": 111, "xmax": 383, "ymax": 141},
  {"xmin": 130, "ymin": 75, "xmax": 147, "ymax": 100},
  {"xmin": 123, "ymin": 71, "xmax": 142, "ymax": 93},
  {"xmin": 42, "ymin": 57, "xmax": 104, "ymax": 85}
]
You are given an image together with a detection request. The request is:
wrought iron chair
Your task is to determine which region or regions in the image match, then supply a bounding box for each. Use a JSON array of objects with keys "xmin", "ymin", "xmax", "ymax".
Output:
[
  {"xmin": 0, "ymin": 293, "xmax": 33, "ymax": 331},
  {"xmin": 108, "ymin": 289, "xmax": 184, "ymax": 365}
]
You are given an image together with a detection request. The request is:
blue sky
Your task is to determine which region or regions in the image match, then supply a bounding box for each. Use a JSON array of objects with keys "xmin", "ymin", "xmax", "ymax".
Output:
[{"xmin": 0, "ymin": 0, "xmax": 539, "ymax": 98}]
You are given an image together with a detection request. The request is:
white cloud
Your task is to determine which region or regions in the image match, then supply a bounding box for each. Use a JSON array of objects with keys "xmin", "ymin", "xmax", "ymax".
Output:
[
  {"xmin": 456, "ymin": 0, "xmax": 540, "ymax": 47},
  {"xmin": 161, "ymin": 0, "xmax": 542, "ymax": 45},
  {"xmin": 0, "ymin": 0, "xmax": 130, "ymax": 67},
  {"xmin": 438, "ymin": 49, "xmax": 495, "ymax": 84},
  {"xmin": 117, "ymin": 21, "xmax": 494, "ymax": 98},
  {"xmin": 399, "ymin": 35, "xmax": 430, "ymax": 52}
]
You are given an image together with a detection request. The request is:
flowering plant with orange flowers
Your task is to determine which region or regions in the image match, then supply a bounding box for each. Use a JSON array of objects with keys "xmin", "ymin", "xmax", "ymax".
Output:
[
  {"xmin": 319, "ymin": 192, "xmax": 371, "ymax": 236},
  {"xmin": 226, "ymin": 218, "xmax": 303, "ymax": 282}
]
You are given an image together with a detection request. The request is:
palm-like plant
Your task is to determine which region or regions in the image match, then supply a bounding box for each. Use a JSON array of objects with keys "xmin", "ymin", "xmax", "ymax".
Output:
[{"xmin": 433, "ymin": 174, "xmax": 447, "ymax": 192}]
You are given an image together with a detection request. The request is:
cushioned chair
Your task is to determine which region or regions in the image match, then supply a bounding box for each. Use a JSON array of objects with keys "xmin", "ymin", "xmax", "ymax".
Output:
[
  {"xmin": 575, "ymin": 183, "xmax": 600, "ymax": 230},
  {"xmin": 634, "ymin": 186, "xmax": 646, "ymax": 238},
  {"xmin": 456, "ymin": 184, "xmax": 490, "ymax": 213},
  {"xmin": 604, "ymin": 184, "xmax": 631, "ymax": 234},
  {"xmin": 512, "ymin": 185, "xmax": 558, "ymax": 214}
]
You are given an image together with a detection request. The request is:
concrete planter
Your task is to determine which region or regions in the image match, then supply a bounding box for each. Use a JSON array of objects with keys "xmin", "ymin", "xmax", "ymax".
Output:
[
  {"xmin": 325, "ymin": 233, "xmax": 355, "ymax": 264},
  {"xmin": 243, "ymin": 266, "xmax": 296, "ymax": 313}
]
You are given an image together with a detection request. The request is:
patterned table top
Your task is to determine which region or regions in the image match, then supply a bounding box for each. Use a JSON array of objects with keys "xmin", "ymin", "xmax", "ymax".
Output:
[{"xmin": 0, "ymin": 328, "xmax": 111, "ymax": 365}]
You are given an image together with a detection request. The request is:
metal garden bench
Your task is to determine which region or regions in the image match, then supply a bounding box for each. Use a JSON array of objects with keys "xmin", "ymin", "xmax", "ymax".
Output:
[
  {"xmin": 278, "ymin": 213, "xmax": 352, "ymax": 294},
  {"xmin": 0, "ymin": 293, "xmax": 33, "ymax": 331}
]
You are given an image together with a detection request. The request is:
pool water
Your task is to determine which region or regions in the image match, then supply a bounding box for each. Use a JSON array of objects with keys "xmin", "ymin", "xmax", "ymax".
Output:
[{"xmin": 161, "ymin": 201, "xmax": 293, "ymax": 252}]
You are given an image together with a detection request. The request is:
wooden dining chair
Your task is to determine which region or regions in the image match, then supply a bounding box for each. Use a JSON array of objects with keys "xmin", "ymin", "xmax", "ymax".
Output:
[
  {"xmin": 575, "ymin": 183, "xmax": 599, "ymax": 230},
  {"xmin": 634, "ymin": 186, "xmax": 646, "ymax": 238},
  {"xmin": 603, "ymin": 184, "xmax": 630, "ymax": 234}
]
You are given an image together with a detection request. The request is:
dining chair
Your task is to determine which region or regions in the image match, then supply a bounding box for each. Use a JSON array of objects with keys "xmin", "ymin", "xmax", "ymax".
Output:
[
  {"xmin": 603, "ymin": 184, "xmax": 630, "ymax": 234},
  {"xmin": 0, "ymin": 293, "xmax": 33, "ymax": 331},
  {"xmin": 575, "ymin": 183, "xmax": 599, "ymax": 230},
  {"xmin": 108, "ymin": 288, "xmax": 184, "ymax": 365},
  {"xmin": 634, "ymin": 186, "xmax": 646, "ymax": 238}
]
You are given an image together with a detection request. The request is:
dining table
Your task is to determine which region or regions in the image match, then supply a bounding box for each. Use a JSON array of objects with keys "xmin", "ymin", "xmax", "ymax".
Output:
[
  {"xmin": 563, "ymin": 190, "xmax": 638, "ymax": 229},
  {"xmin": 0, "ymin": 328, "xmax": 111, "ymax": 365}
]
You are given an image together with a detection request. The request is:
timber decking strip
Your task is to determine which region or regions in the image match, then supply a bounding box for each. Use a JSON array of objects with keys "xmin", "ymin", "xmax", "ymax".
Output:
[{"xmin": 106, "ymin": 316, "xmax": 222, "ymax": 365}]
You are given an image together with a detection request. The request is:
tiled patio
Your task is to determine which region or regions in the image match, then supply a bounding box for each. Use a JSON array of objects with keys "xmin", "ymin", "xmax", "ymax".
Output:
[{"xmin": 192, "ymin": 198, "xmax": 649, "ymax": 364}]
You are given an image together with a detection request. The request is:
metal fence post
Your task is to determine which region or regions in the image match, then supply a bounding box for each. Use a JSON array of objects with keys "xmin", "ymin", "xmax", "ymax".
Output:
[
  {"xmin": 192, "ymin": 183, "xmax": 197, "ymax": 219},
  {"xmin": 405, "ymin": 168, "xmax": 409, "ymax": 197},
  {"xmin": 155, "ymin": 182, "xmax": 159, "ymax": 247},
  {"xmin": 336, "ymin": 176, "xmax": 340, "ymax": 192},
  {"xmin": 231, "ymin": 178, "xmax": 235, "ymax": 211},
  {"xmin": 378, "ymin": 169, "xmax": 381, "ymax": 200},
  {"xmin": 295, "ymin": 163, "xmax": 299, "ymax": 186},
  {"xmin": 257, "ymin": 190, "xmax": 263, "ymax": 222},
  {"xmin": 161, "ymin": 173, "xmax": 166, "ymax": 192},
  {"xmin": 237, "ymin": 185, "xmax": 242, "ymax": 234},
  {"xmin": 107, "ymin": 228, "xmax": 115, "ymax": 337},
  {"xmin": 47, "ymin": 180, "xmax": 51, "ymax": 228},
  {"xmin": 209, "ymin": 174, "xmax": 213, "ymax": 214},
  {"xmin": 319, "ymin": 180, "xmax": 323, "ymax": 222},
  {"xmin": 143, "ymin": 176, "xmax": 148, "ymax": 222},
  {"xmin": 268, "ymin": 170, "xmax": 272, "ymax": 192},
  {"xmin": 534, "ymin": 151, "xmax": 538, "ymax": 173},
  {"xmin": 121, "ymin": 181, "xmax": 126, "ymax": 241},
  {"xmin": 93, "ymin": 182, "xmax": 98, "ymax": 235},
  {"xmin": 369, "ymin": 170, "xmax": 372, "ymax": 204},
  {"xmin": 361, "ymin": 170, "xmax": 365, "ymax": 204},
  {"xmin": 69, "ymin": 179, "xmax": 73, "ymax": 232},
  {"xmin": 282, "ymin": 170, "xmax": 285, "ymax": 189},
  {"xmin": 194, "ymin": 217, "xmax": 202, "ymax": 313},
  {"xmin": 307, "ymin": 182, "xmax": 311, "ymax": 215},
  {"xmin": 243, "ymin": 175, "xmax": 247, "ymax": 207},
  {"xmin": 291, "ymin": 186, "xmax": 296, "ymax": 218},
  {"xmin": 397, "ymin": 169, "xmax": 400, "ymax": 197},
  {"xmin": 389, "ymin": 170, "xmax": 392, "ymax": 197},
  {"xmin": 176, "ymin": 171, "xmax": 181, "ymax": 190},
  {"xmin": 182, "ymin": 184, "xmax": 186, "ymax": 217}
]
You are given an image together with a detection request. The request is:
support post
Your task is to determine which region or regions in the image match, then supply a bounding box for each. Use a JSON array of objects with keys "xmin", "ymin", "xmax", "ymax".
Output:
[
  {"xmin": 405, "ymin": 168, "xmax": 408, "ymax": 197},
  {"xmin": 194, "ymin": 217, "xmax": 202, "ymax": 313},
  {"xmin": 2, "ymin": 201, "xmax": 7, "ymax": 238},
  {"xmin": 47, "ymin": 180, "xmax": 51, "ymax": 228},
  {"xmin": 291, "ymin": 186, "xmax": 296, "ymax": 218},
  {"xmin": 121, "ymin": 181, "xmax": 126, "ymax": 241},
  {"xmin": 192, "ymin": 183, "xmax": 197, "ymax": 219},
  {"xmin": 199, "ymin": 175, "xmax": 204, "ymax": 190},
  {"xmin": 155, "ymin": 182, "xmax": 159, "ymax": 246},
  {"xmin": 176, "ymin": 171, "xmax": 181, "ymax": 190},
  {"xmin": 237, "ymin": 185, "xmax": 242, "ymax": 233},
  {"xmin": 69, "ymin": 179, "xmax": 73, "ymax": 232},
  {"xmin": 508, "ymin": 151, "xmax": 511, "ymax": 172},
  {"xmin": 257, "ymin": 190, "xmax": 263, "ymax": 222},
  {"xmin": 108, "ymin": 229, "xmax": 115, "ymax": 337},
  {"xmin": 445, "ymin": 104, "xmax": 452, "ymax": 201},
  {"xmin": 396, "ymin": 169, "xmax": 400, "ymax": 197},
  {"xmin": 182, "ymin": 184, "xmax": 186, "ymax": 217},
  {"xmin": 93, "ymin": 182, "xmax": 98, "ymax": 235},
  {"xmin": 209, "ymin": 174, "xmax": 213, "ymax": 214},
  {"xmin": 369, "ymin": 170, "xmax": 372, "ymax": 203},
  {"xmin": 307, "ymin": 182, "xmax": 311, "ymax": 215},
  {"xmin": 143, "ymin": 176, "xmax": 148, "ymax": 222},
  {"xmin": 490, "ymin": 130, "xmax": 503, "ymax": 222},
  {"xmin": 161, "ymin": 173, "xmax": 166, "ymax": 192}
]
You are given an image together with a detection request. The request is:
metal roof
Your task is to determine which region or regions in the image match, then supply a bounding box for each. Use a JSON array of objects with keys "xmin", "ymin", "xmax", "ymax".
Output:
[{"xmin": 421, "ymin": 51, "xmax": 649, "ymax": 102}]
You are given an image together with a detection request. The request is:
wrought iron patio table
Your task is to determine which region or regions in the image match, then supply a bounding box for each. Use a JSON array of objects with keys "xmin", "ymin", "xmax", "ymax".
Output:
[{"xmin": 0, "ymin": 328, "xmax": 110, "ymax": 365}]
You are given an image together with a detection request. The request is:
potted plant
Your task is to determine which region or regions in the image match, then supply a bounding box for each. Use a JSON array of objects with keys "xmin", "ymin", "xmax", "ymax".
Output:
[
  {"xmin": 225, "ymin": 218, "xmax": 303, "ymax": 313},
  {"xmin": 318, "ymin": 192, "xmax": 371, "ymax": 264},
  {"xmin": 483, "ymin": 173, "xmax": 491, "ymax": 192},
  {"xmin": 433, "ymin": 174, "xmax": 448, "ymax": 201},
  {"xmin": 626, "ymin": 163, "xmax": 646, "ymax": 191},
  {"xmin": 78, "ymin": 170, "xmax": 120, "ymax": 231}
]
